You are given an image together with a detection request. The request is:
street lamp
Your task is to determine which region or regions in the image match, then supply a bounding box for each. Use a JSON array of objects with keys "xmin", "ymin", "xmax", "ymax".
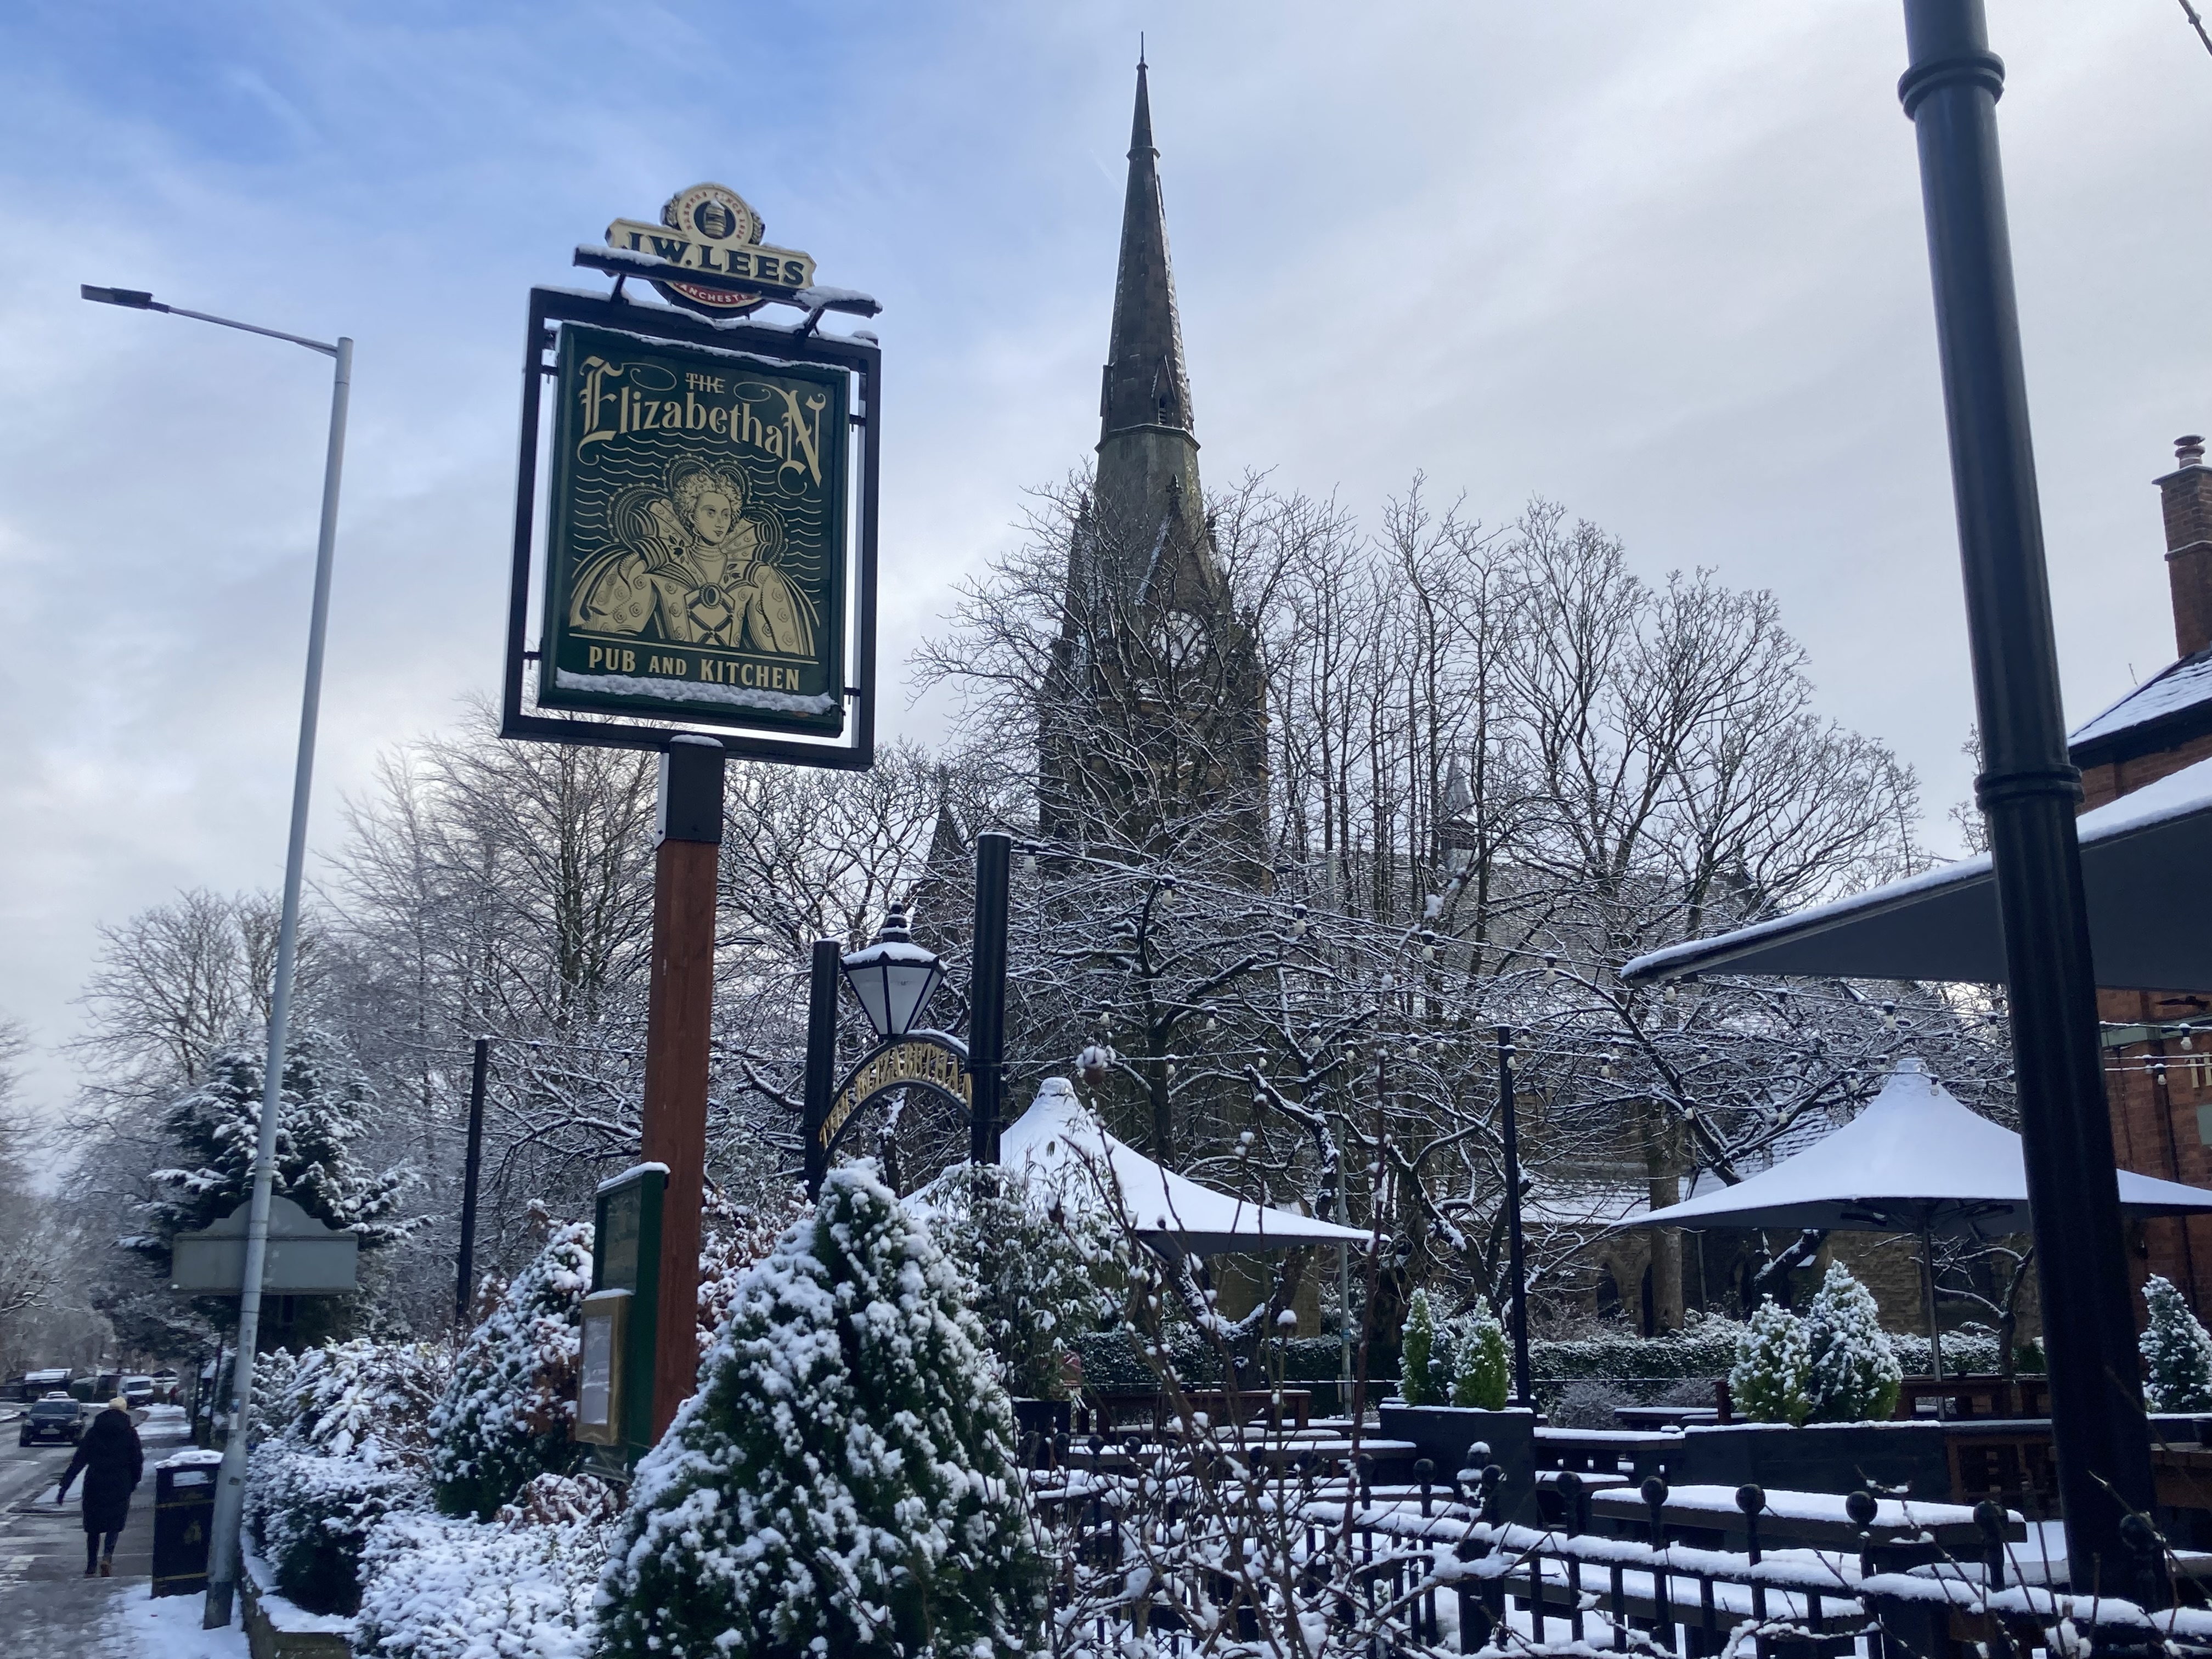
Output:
[
  {"xmin": 839, "ymin": 910, "xmax": 946, "ymax": 1041},
  {"xmin": 83, "ymin": 283, "xmax": 353, "ymax": 1632}
]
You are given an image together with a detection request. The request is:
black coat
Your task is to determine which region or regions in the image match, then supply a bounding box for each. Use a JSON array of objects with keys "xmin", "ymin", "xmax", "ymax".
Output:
[{"xmin": 59, "ymin": 1408, "xmax": 143, "ymax": 1534}]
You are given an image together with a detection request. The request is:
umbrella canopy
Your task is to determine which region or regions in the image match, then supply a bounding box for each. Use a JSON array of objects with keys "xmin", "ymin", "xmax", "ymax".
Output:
[
  {"xmin": 1620, "ymin": 753, "xmax": 2212, "ymax": 990},
  {"xmin": 1620, "ymin": 1060, "xmax": 2212, "ymax": 1236},
  {"xmin": 997, "ymin": 1077, "xmax": 1375, "ymax": 1257}
]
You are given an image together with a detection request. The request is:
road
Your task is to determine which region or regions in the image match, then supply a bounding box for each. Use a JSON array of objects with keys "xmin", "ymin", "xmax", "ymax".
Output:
[{"xmin": 0, "ymin": 1404, "xmax": 246, "ymax": 1658}]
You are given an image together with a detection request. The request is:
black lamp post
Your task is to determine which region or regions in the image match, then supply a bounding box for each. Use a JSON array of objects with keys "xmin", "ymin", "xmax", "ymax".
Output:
[
  {"xmin": 1896, "ymin": 0, "xmax": 2155, "ymax": 1590},
  {"xmin": 839, "ymin": 910, "xmax": 947, "ymax": 1042}
]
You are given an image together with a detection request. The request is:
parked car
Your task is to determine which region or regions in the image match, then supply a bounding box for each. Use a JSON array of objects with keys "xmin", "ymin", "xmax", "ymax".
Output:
[
  {"xmin": 121, "ymin": 1376, "xmax": 155, "ymax": 1409},
  {"xmin": 19, "ymin": 1393, "xmax": 84, "ymax": 1447}
]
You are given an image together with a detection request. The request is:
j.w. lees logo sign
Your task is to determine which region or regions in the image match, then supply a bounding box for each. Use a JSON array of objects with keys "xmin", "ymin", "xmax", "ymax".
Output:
[{"xmin": 606, "ymin": 182, "xmax": 817, "ymax": 315}]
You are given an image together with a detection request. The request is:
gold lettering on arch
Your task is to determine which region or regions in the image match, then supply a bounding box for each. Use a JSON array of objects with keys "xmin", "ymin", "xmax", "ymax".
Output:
[{"xmin": 819, "ymin": 1037, "xmax": 973, "ymax": 1150}]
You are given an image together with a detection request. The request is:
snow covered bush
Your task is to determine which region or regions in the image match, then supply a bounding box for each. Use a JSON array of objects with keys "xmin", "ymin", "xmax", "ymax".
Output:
[
  {"xmin": 596, "ymin": 1162, "xmax": 1046, "ymax": 1658},
  {"xmin": 1451, "ymin": 1308, "xmax": 1510, "ymax": 1410},
  {"xmin": 1398, "ymin": 1288, "xmax": 1439, "ymax": 1404},
  {"xmin": 250, "ymin": 1450, "xmax": 428, "ymax": 1617},
  {"xmin": 354, "ymin": 1502, "xmax": 611, "ymax": 1659},
  {"xmin": 1730, "ymin": 1297, "xmax": 1813, "ymax": 1426},
  {"xmin": 1802, "ymin": 1261, "xmax": 1902, "ymax": 1422},
  {"xmin": 244, "ymin": 1338, "xmax": 447, "ymax": 1615},
  {"xmin": 695, "ymin": 1187, "xmax": 807, "ymax": 1364},
  {"xmin": 430, "ymin": 1218, "xmax": 592, "ymax": 1520},
  {"xmin": 919, "ymin": 1158, "xmax": 1122, "ymax": 1400},
  {"xmin": 2142, "ymin": 1274, "xmax": 2212, "ymax": 1411}
]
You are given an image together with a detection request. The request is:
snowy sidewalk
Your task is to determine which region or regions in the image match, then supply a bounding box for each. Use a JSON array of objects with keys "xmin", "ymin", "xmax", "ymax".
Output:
[{"xmin": 100, "ymin": 1584, "xmax": 251, "ymax": 1659}]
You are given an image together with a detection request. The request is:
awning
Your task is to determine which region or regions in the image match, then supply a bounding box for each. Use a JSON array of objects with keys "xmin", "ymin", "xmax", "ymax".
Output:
[{"xmin": 1622, "ymin": 754, "xmax": 2212, "ymax": 989}]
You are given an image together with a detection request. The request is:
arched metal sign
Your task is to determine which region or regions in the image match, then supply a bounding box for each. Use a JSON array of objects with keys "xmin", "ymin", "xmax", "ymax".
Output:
[{"xmin": 815, "ymin": 1031, "xmax": 972, "ymax": 1167}]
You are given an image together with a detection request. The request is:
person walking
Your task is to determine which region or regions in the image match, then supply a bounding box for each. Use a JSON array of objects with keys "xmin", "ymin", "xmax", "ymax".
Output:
[{"xmin": 55, "ymin": 1397, "xmax": 143, "ymax": 1577}]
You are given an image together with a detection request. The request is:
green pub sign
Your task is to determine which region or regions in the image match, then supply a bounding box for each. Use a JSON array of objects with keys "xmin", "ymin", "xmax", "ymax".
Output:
[{"xmin": 539, "ymin": 323, "xmax": 849, "ymax": 736}]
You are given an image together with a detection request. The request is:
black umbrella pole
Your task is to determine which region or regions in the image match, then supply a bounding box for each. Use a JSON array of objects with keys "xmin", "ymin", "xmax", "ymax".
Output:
[
  {"xmin": 1898, "ymin": 0, "xmax": 2153, "ymax": 1582},
  {"xmin": 1499, "ymin": 1028, "xmax": 1532, "ymax": 1408}
]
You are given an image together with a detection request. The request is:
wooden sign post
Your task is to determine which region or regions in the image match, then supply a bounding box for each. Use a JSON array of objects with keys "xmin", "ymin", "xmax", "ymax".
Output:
[{"xmin": 639, "ymin": 737, "xmax": 724, "ymax": 1438}]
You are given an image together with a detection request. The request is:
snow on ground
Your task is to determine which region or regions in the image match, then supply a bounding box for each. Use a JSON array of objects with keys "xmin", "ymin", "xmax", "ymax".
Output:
[{"xmin": 99, "ymin": 1585, "xmax": 249, "ymax": 1659}]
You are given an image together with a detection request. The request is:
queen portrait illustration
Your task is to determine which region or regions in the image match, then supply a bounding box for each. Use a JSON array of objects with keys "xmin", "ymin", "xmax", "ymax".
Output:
[{"xmin": 568, "ymin": 456, "xmax": 817, "ymax": 657}]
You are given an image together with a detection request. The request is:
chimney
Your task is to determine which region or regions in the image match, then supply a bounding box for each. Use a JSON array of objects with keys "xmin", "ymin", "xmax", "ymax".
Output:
[{"xmin": 2160, "ymin": 433, "xmax": 2212, "ymax": 658}]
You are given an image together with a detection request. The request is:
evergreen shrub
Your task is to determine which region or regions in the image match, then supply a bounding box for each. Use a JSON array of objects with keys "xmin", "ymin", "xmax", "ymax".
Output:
[
  {"xmin": 2142, "ymin": 1274, "xmax": 2212, "ymax": 1412},
  {"xmin": 1400, "ymin": 1289, "xmax": 1439, "ymax": 1404},
  {"xmin": 429, "ymin": 1218, "xmax": 594, "ymax": 1520},
  {"xmin": 1729, "ymin": 1298, "xmax": 1813, "ymax": 1426},
  {"xmin": 1451, "ymin": 1310, "xmax": 1511, "ymax": 1410},
  {"xmin": 1802, "ymin": 1262, "xmax": 1903, "ymax": 1423},
  {"xmin": 596, "ymin": 1163, "xmax": 1045, "ymax": 1658}
]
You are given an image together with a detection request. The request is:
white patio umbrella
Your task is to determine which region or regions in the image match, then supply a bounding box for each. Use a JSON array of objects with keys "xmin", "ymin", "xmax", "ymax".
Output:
[
  {"xmin": 995, "ymin": 1077, "xmax": 1375, "ymax": 1257},
  {"xmin": 1619, "ymin": 1060, "xmax": 2212, "ymax": 1376}
]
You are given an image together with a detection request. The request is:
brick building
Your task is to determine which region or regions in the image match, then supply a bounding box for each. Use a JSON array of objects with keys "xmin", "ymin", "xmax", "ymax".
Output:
[{"xmin": 2070, "ymin": 436, "xmax": 2212, "ymax": 1315}]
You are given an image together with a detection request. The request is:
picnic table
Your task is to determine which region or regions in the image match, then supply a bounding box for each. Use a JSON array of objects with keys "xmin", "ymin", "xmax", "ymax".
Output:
[
  {"xmin": 1590, "ymin": 1481, "xmax": 2024, "ymax": 1570},
  {"xmin": 1893, "ymin": 1373, "xmax": 2049, "ymax": 1420}
]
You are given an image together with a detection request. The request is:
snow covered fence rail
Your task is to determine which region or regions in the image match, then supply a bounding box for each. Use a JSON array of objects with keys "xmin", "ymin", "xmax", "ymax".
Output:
[{"xmin": 1028, "ymin": 1454, "xmax": 2212, "ymax": 1657}]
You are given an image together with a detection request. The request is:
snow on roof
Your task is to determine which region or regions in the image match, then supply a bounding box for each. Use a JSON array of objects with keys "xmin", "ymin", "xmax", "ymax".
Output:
[
  {"xmin": 2070, "ymin": 648, "xmax": 2212, "ymax": 749},
  {"xmin": 1623, "ymin": 749, "xmax": 2212, "ymax": 985},
  {"xmin": 995, "ymin": 1078, "xmax": 1375, "ymax": 1256},
  {"xmin": 1622, "ymin": 1059, "xmax": 2212, "ymax": 1234}
]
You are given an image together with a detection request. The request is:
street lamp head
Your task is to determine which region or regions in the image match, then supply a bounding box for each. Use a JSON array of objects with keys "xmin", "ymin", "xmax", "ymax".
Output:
[
  {"xmin": 81, "ymin": 285, "xmax": 166, "ymax": 311},
  {"xmin": 840, "ymin": 909, "xmax": 946, "ymax": 1041}
]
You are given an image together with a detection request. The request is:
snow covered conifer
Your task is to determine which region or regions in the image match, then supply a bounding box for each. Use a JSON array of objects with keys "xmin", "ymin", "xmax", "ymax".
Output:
[
  {"xmin": 430, "ymin": 1218, "xmax": 594, "ymax": 1520},
  {"xmin": 1730, "ymin": 1296, "xmax": 1813, "ymax": 1425},
  {"xmin": 1399, "ymin": 1288, "xmax": 1438, "ymax": 1404},
  {"xmin": 138, "ymin": 1027, "xmax": 409, "ymax": 1247},
  {"xmin": 1451, "ymin": 1308, "xmax": 1510, "ymax": 1410},
  {"xmin": 1802, "ymin": 1261, "xmax": 1902, "ymax": 1422},
  {"xmin": 2141, "ymin": 1274, "xmax": 2212, "ymax": 1411},
  {"xmin": 597, "ymin": 1163, "xmax": 1045, "ymax": 1658}
]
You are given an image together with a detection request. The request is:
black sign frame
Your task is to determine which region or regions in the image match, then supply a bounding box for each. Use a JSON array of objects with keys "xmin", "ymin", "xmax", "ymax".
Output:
[{"xmin": 502, "ymin": 285, "xmax": 878, "ymax": 768}]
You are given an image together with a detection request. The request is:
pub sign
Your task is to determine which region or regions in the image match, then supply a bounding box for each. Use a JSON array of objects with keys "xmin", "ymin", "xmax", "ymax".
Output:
[{"xmin": 538, "ymin": 324, "xmax": 849, "ymax": 737}]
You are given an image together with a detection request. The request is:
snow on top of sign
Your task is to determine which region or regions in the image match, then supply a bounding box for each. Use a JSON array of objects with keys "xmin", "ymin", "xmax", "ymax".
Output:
[
  {"xmin": 597, "ymin": 1161, "xmax": 669, "ymax": 1195},
  {"xmin": 572, "ymin": 246, "xmax": 881, "ymax": 315},
  {"xmin": 2072, "ymin": 648, "xmax": 2212, "ymax": 747},
  {"xmin": 555, "ymin": 668, "xmax": 838, "ymax": 718}
]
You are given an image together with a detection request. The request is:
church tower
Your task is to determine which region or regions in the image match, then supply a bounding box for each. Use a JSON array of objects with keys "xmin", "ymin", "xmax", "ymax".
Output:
[{"xmin": 1039, "ymin": 57, "xmax": 1267, "ymax": 867}]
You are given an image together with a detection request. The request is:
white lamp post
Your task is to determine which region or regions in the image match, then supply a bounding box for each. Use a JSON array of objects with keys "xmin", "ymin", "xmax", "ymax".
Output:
[
  {"xmin": 82, "ymin": 284, "xmax": 351, "ymax": 1632},
  {"xmin": 839, "ymin": 911, "xmax": 946, "ymax": 1041}
]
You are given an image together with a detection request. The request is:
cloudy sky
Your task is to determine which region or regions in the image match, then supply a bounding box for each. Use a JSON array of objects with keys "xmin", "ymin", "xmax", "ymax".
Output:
[{"xmin": 1, "ymin": 2, "xmax": 2205, "ymax": 1119}]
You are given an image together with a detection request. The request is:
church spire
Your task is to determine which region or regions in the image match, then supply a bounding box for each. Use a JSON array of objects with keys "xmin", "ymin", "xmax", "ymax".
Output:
[{"xmin": 1099, "ymin": 57, "xmax": 1195, "ymax": 447}]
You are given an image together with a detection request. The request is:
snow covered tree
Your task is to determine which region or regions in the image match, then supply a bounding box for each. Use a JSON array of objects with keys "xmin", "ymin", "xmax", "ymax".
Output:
[
  {"xmin": 1730, "ymin": 1296, "xmax": 1813, "ymax": 1426},
  {"xmin": 2141, "ymin": 1274, "xmax": 2212, "ymax": 1412},
  {"xmin": 136, "ymin": 1027, "xmax": 410, "ymax": 1248},
  {"xmin": 1399, "ymin": 1288, "xmax": 1439, "ymax": 1404},
  {"xmin": 1451, "ymin": 1308, "xmax": 1510, "ymax": 1410},
  {"xmin": 1802, "ymin": 1260, "xmax": 1902, "ymax": 1423},
  {"xmin": 919, "ymin": 1160, "xmax": 1122, "ymax": 1400},
  {"xmin": 430, "ymin": 1218, "xmax": 593, "ymax": 1520},
  {"xmin": 597, "ymin": 1163, "xmax": 1045, "ymax": 1658}
]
